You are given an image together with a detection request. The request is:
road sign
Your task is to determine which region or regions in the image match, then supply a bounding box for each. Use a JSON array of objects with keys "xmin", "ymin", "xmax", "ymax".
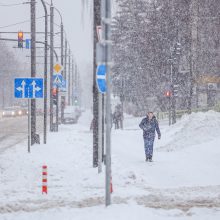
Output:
[
  {"xmin": 53, "ymin": 74, "xmax": 63, "ymax": 87},
  {"xmin": 60, "ymin": 79, "xmax": 67, "ymax": 92},
  {"xmin": 14, "ymin": 78, "xmax": 44, "ymax": 99},
  {"xmin": 96, "ymin": 64, "xmax": 106, "ymax": 94},
  {"xmin": 54, "ymin": 63, "xmax": 63, "ymax": 74},
  {"xmin": 25, "ymin": 39, "xmax": 31, "ymax": 49}
]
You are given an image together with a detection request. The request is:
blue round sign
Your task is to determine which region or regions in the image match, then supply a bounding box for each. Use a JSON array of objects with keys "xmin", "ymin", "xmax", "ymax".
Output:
[{"xmin": 96, "ymin": 64, "xmax": 106, "ymax": 94}]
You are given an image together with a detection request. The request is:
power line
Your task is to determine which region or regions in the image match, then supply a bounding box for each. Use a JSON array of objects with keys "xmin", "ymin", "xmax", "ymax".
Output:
[
  {"xmin": 0, "ymin": 2, "xmax": 25, "ymax": 7},
  {"xmin": 0, "ymin": 16, "xmax": 48, "ymax": 29}
]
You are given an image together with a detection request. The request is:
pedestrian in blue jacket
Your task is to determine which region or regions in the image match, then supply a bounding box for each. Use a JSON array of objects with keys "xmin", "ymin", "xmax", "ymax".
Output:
[{"xmin": 139, "ymin": 112, "xmax": 161, "ymax": 162}]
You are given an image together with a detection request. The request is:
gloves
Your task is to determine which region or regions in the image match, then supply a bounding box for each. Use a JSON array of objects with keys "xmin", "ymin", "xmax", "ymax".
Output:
[{"xmin": 158, "ymin": 135, "xmax": 161, "ymax": 140}]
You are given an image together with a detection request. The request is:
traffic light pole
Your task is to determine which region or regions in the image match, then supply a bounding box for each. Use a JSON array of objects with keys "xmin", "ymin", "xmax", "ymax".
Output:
[{"xmin": 31, "ymin": 0, "xmax": 36, "ymax": 145}]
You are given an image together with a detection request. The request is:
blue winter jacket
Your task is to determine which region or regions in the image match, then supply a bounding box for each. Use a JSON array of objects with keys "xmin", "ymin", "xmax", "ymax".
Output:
[{"xmin": 139, "ymin": 116, "xmax": 161, "ymax": 139}]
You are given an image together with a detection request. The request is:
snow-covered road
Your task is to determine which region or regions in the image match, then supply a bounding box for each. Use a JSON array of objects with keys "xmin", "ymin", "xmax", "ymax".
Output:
[{"xmin": 0, "ymin": 110, "xmax": 220, "ymax": 219}]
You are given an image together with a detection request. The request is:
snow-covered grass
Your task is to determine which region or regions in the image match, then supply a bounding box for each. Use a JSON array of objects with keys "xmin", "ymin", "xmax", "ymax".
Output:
[{"xmin": 0, "ymin": 110, "xmax": 220, "ymax": 219}]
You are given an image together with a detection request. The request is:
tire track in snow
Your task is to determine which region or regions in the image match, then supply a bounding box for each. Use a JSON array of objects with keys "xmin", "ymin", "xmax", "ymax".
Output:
[{"xmin": 0, "ymin": 186, "xmax": 220, "ymax": 213}]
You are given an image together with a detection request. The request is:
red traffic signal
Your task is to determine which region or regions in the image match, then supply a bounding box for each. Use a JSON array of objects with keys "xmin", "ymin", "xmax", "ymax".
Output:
[
  {"xmin": 165, "ymin": 91, "xmax": 172, "ymax": 97},
  {"xmin": 18, "ymin": 31, "xmax": 24, "ymax": 48},
  {"xmin": 52, "ymin": 88, "xmax": 57, "ymax": 96}
]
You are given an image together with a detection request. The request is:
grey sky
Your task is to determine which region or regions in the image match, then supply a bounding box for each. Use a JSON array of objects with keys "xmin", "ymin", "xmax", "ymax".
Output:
[
  {"xmin": 0, "ymin": 0, "xmax": 92, "ymax": 63},
  {"xmin": 0, "ymin": 0, "xmax": 93, "ymax": 107}
]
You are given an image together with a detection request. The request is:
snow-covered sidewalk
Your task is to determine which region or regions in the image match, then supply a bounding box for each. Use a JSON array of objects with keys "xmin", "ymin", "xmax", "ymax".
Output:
[{"xmin": 0, "ymin": 110, "xmax": 220, "ymax": 219}]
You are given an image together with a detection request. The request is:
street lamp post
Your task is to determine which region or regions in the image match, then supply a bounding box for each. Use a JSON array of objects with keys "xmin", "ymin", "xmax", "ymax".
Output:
[
  {"xmin": 50, "ymin": 2, "xmax": 54, "ymax": 131},
  {"xmin": 40, "ymin": 0, "xmax": 48, "ymax": 144},
  {"xmin": 30, "ymin": 0, "xmax": 36, "ymax": 145}
]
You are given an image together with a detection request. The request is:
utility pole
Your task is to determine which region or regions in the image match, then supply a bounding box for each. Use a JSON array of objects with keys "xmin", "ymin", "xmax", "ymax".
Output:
[
  {"xmin": 50, "ymin": 2, "xmax": 54, "ymax": 131},
  {"xmin": 102, "ymin": 0, "xmax": 112, "ymax": 206},
  {"xmin": 93, "ymin": 0, "xmax": 101, "ymax": 168},
  {"xmin": 30, "ymin": 0, "xmax": 36, "ymax": 145},
  {"xmin": 41, "ymin": 0, "xmax": 48, "ymax": 144}
]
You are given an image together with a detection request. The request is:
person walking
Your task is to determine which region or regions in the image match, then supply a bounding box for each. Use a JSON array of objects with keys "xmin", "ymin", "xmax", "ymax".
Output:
[{"xmin": 139, "ymin": 112, "xmax": 161, "ymax": 162}]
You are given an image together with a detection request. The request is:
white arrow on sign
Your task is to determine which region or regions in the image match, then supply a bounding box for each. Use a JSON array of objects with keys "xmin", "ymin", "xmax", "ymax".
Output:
[
  {"xmin": 32, "ymin": 80, "xmax": 41, "ymax": 98},
  {"xmin": 16, "ymin": 80, "xmax": 26, "ymax": 98}
]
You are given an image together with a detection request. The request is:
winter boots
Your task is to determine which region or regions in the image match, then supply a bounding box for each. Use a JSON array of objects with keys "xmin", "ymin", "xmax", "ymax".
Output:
[{"xmin": 146, "ymin": 155, "xmax": 153, "ymax": 162}]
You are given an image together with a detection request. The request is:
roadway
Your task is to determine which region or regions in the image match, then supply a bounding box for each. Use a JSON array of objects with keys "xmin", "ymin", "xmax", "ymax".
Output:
[{"xmin": 0, "ymin": 116, "xmax": 43, "ymax": 154}]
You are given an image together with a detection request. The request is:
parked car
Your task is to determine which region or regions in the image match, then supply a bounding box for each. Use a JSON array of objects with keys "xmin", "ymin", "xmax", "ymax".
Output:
[{"xmin": 63, "ymin": 106, "xmax": 79, "ymax": 124}]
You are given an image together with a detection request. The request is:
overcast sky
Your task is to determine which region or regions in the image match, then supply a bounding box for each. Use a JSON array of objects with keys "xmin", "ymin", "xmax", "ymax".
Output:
[
  {"xmin": 0, "ymin": 0, "xmax": 92, "ymax": 62},
  {"xmin": 0, "ymin": 0, "xmax": 93, "ymax": 107}
]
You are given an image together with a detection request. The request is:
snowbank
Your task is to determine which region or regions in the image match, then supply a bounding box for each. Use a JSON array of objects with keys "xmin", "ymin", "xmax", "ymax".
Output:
[{"xmin": 156, "ymin": 111, "xmax": 220, "ymax": 152}]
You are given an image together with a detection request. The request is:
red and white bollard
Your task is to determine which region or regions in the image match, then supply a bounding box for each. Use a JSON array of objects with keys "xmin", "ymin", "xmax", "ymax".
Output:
[{"xmin": 42, "ymin": 165, "xmax": 48, "ymax": 194}]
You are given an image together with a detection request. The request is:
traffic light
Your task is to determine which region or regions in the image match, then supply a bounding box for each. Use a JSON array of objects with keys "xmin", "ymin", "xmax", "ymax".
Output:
[
  {"xmin": 52, "ymin": 88, "xmax": 57, "ymax": 105},
  {"xmin": 74, "ymin": 97, "xmax": 78, "ymax": 105},
  {"xmin": 18, "ymin": 31, "xmax": 24, "ymax": 48},
  {"xmin": 165, "ymin": 91, "xmax": 171, "ymax": 97}
]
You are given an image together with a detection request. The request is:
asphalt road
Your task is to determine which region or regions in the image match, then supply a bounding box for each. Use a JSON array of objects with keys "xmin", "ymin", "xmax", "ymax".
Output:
[{"xmin": 0, "ymin": 116, "xmax": 43, "ymax": 154}]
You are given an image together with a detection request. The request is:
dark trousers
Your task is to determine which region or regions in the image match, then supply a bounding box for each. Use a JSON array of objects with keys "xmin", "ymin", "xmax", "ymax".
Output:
[{"xmin": 144, "ymin": 137, "xmax": 155, "ymax": 158}]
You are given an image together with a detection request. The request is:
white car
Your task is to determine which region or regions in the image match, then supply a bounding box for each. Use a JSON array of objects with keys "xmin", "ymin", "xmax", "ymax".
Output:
[
  {"xmin": 63, "ymin": 106, "xmax": 79, "ymax": 124},
  {"xmin": 2, "ymin": 107, "xmax": 22, "ymax": 117}
]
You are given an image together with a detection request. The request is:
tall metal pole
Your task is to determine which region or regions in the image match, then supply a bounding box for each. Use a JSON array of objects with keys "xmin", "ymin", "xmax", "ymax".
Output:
[
  {"xmin": 102, "ymin": 94, "xmax": 105, "ymax": 161},
  {"xmin": 64, "ymin": 39, "xmax": 67, "ymax": 79},
  {"xmin": 169, "ymin": 52, "xmax": 173, "ymax": 126},
  {"xmin": 98, "ymin": 93, "xmax": 102, "ymax": 173},
  {"xmin": 72, "ymin": 59, "xmax": 74, "ymax": 105},
  {"xmin": 28, "ymin": 99, "xmax": 31, "ymax": 152},
  {"xmin": 62, "ymin": 38, "xmax": 67, "ymax": 117},
  {"xmin": 31, "ymin": 0, "xmax": 36, "ymax": 145},
  {"xmin": 41, "ymin": 0, "xmax": 48, "ymax": 144},
  {"xmin": 61, "ymin": 22, "xmax": 65, "ymax": 122},
  {"xmin": 50, "ymin": 3, "xmax": 54, "ymax": 131},
  {"xmin": 68, "ymin": 49, "xmax": 71, "ymax": 105},
  {"xmin": 93, "ymin": 0, "xmax": 101, "ymax": 168},
  {"xmin": 102, "ymin": 0, "xmax": 112, "ymax": 206}
]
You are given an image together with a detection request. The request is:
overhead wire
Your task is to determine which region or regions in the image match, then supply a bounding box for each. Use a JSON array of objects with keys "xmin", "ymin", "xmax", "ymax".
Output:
[
  {"xmin": 0, "ymin": 1, "xmax": 25, "ymax": 7},
  {"xmin": 0, "ymin": 15, "xmax": 49, "ymax": 29}
]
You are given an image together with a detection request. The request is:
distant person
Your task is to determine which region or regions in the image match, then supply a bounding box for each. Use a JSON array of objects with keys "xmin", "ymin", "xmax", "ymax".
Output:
[
  {"xmin": 139, "ymin": 112, "xmax": 161, "ymax": 162},
  {"xmin": 113, "ymin": 111, "xmax": 119, "ymax": 129}
]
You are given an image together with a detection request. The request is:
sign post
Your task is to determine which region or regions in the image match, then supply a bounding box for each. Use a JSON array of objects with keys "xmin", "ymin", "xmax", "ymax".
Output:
[
  {"xmin": 53, "ymin": 63, "xmax": 63, "ymax": 131},
  {"xmin": 96, "ymin": 64, "xmax": 106, "ymax": 174},
  {"xmin": 14, "ymin": 78, "xmax": 44, "ymax": 152},
  {"xmin": 101, "ymin": 0, "xmax": 112, "ymax": 206}
]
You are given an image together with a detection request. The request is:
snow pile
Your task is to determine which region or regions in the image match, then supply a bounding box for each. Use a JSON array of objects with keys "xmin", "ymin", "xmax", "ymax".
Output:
[{"xmin": 157, "ymin": 110, "xmax": 220, "ymax": 151}]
